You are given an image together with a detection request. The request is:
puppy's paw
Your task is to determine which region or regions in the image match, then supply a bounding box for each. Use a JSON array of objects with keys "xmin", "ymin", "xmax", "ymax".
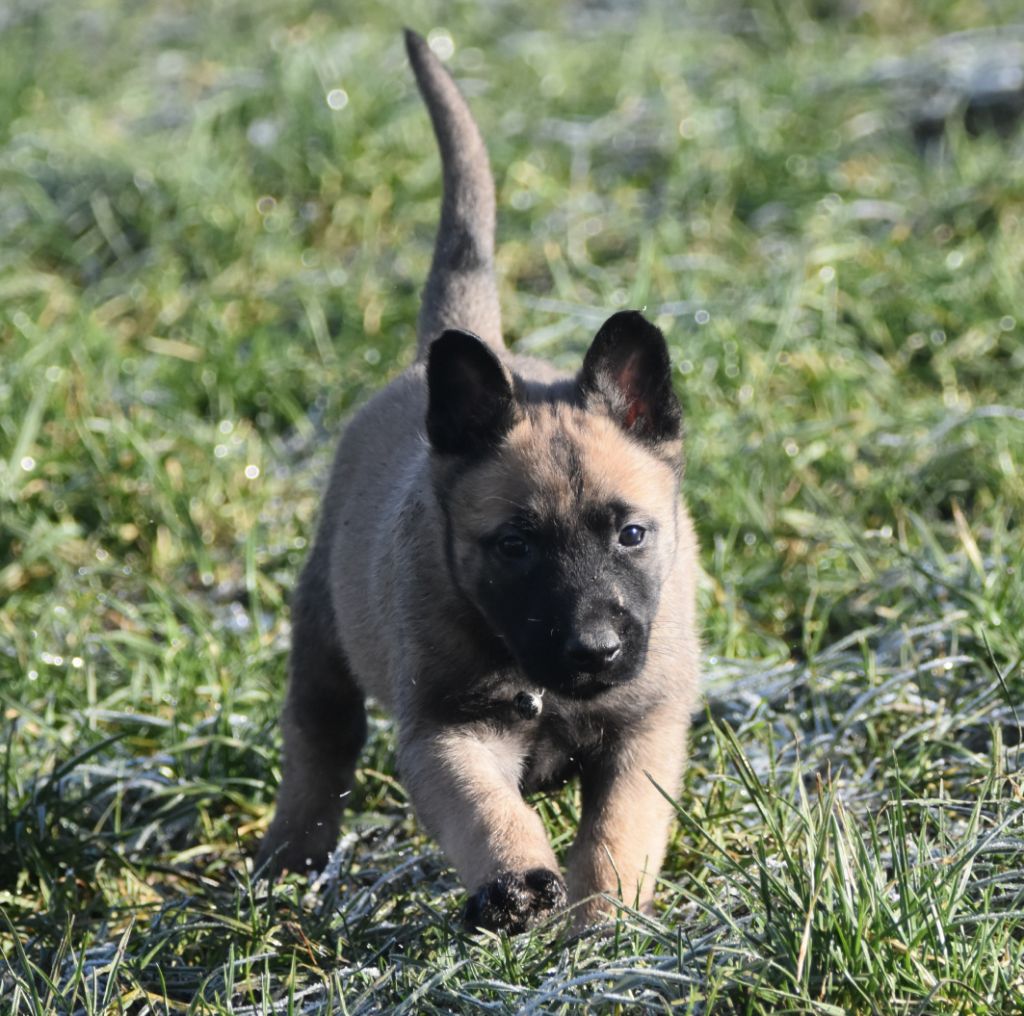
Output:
[{"xmin": 464, "ymin": 868, "xmax": 568, "ymax": 934}]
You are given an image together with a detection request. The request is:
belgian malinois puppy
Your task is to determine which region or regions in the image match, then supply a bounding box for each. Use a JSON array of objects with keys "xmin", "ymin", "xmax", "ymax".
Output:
[{"xmin": 256, "ymin": 29, "xmax": 701, "ymax": 933}]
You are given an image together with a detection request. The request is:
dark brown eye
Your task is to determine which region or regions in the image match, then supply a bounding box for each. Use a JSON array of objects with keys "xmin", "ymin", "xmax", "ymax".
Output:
[
  {"xmin": 497, "ymin": 534, "xmax": 530, "ymax": 559},
  {"xmin": 619, "ymin": 525, "xmax": 646, "ymax": 547}
]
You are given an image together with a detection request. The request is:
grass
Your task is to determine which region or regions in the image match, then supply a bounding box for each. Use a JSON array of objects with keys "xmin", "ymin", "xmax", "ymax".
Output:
[{"xmin": 2, "ymin": 0, "xmax": 1023, "ymax": 1011}]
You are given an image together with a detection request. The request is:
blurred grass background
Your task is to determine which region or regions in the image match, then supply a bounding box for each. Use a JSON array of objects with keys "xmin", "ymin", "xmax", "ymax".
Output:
[{"xmin": 1, "ymin": 0, "xmax": 1023, "ymax": 1012}]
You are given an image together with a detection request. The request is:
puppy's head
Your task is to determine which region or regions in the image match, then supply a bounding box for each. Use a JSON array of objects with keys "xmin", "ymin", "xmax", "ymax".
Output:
[{"xmin": 427, "ymin": 311, "xmax": 682, "ymax": 698}]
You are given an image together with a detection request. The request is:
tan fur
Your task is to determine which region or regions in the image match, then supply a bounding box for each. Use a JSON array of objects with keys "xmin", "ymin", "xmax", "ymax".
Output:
[
  {"xmin": 399, "ymin": 729, "xmax": 560, "ymax": 890},
  {"xmin": 455, "ymin": 409, "xmax": 680, "ymax": 537},
  {"xmin": 257, "ymin": 31, "xmax": 701, "ymax": 932}
]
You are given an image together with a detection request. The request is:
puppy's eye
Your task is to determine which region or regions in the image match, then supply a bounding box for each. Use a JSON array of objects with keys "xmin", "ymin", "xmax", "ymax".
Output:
[
  {"xmin": 619, "ymin": 524, "xmax": 646, "ymax": 547},
  {"xmin": 497, "ymin": 534, "xmax": 530, "ymax": 559}
]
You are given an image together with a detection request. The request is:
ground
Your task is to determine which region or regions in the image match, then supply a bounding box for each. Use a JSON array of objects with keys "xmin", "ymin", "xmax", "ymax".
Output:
[{"xmin": 1, "ymin": 0, "xmax": 1023, "ymax": 1013}]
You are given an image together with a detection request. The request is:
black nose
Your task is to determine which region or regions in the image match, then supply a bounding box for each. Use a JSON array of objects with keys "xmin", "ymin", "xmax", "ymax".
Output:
[{"xmin": 564, "ymin": 630, "xmax": 622, "ymax": 672}]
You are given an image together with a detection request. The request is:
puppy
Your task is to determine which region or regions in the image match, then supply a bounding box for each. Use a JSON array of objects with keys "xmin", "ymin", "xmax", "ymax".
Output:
[{"xmin": 256, "ymin": 29, "xmax": 701, "ymax": 933}]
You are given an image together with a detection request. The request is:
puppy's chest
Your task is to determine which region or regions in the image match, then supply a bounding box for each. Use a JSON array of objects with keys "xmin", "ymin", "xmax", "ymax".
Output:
[
  {"xmin": 426, "ymin": 672, "xmax": 617, "ymax": 793},
  {"xmin": 517, "ymin": 706, "xmax": 600, "ymax": 796}
]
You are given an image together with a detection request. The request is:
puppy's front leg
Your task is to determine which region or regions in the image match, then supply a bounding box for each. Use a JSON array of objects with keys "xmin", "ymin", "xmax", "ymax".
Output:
[
  {"xmin": 399, "ymin": 725, "xmax": 565, "ymax": 933},
  {"xmin": 567, "ymin": 716, "xmax": 687, "ymax": 926}
]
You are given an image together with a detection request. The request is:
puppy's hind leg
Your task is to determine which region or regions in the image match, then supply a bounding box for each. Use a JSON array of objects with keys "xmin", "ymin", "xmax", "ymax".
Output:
[{"xmin": 256, "ymin": 564, "xmax": 367, "ymax": 877}]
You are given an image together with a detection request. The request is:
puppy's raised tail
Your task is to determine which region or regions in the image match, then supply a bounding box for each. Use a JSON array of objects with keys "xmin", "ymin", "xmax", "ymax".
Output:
[{"xmin": 404, "ymin": 28, "xmax": 503, "ymax": 357}]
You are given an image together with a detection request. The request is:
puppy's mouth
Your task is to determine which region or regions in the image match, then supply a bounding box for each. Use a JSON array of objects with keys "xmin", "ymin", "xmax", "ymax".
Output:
[
  {"xmin": 490, "ymin": 617, "xmax": 648, "ymax": 700},
  {"xmin": 557, "ymin": 671, "xmax": 621, "ymax": 699},
  {"xmin": 527, "ymin": 651, "xmax": 645, "ymax": 700}
]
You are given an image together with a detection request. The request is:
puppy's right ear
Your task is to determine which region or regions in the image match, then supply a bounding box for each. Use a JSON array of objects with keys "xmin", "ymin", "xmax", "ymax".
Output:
[
  {"xmin": 426, "ymin": 329, "xmax": 516, "ymax": 456},
  {"xmin": 578, "ymin": 311, "xmax": 681, "ymax": 446}
]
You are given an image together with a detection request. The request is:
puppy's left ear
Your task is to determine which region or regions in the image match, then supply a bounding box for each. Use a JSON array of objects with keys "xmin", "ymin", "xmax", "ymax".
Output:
[
  {"xmin": 578, "ymin": 310, "xmax": 682, "ymax": 445},
  {"xmin": 426, "ymin": 328, "xmax": 517, "ymax": 457}
]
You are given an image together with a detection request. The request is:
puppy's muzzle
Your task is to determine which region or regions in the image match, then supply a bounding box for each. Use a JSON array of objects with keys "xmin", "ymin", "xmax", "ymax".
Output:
[{"xmin": 563, "ymin": 628, "xmax": 622, "ymax": 674}]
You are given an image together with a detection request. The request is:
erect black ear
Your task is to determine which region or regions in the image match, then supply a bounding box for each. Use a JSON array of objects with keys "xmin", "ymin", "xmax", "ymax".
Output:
[
  {"xmin": 426, "ymin": 329, "xmax": 517, "ymax": 456},
  {"xmin": 577, "ymin": 310, "xmax": 682, "ymax": 444}
]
